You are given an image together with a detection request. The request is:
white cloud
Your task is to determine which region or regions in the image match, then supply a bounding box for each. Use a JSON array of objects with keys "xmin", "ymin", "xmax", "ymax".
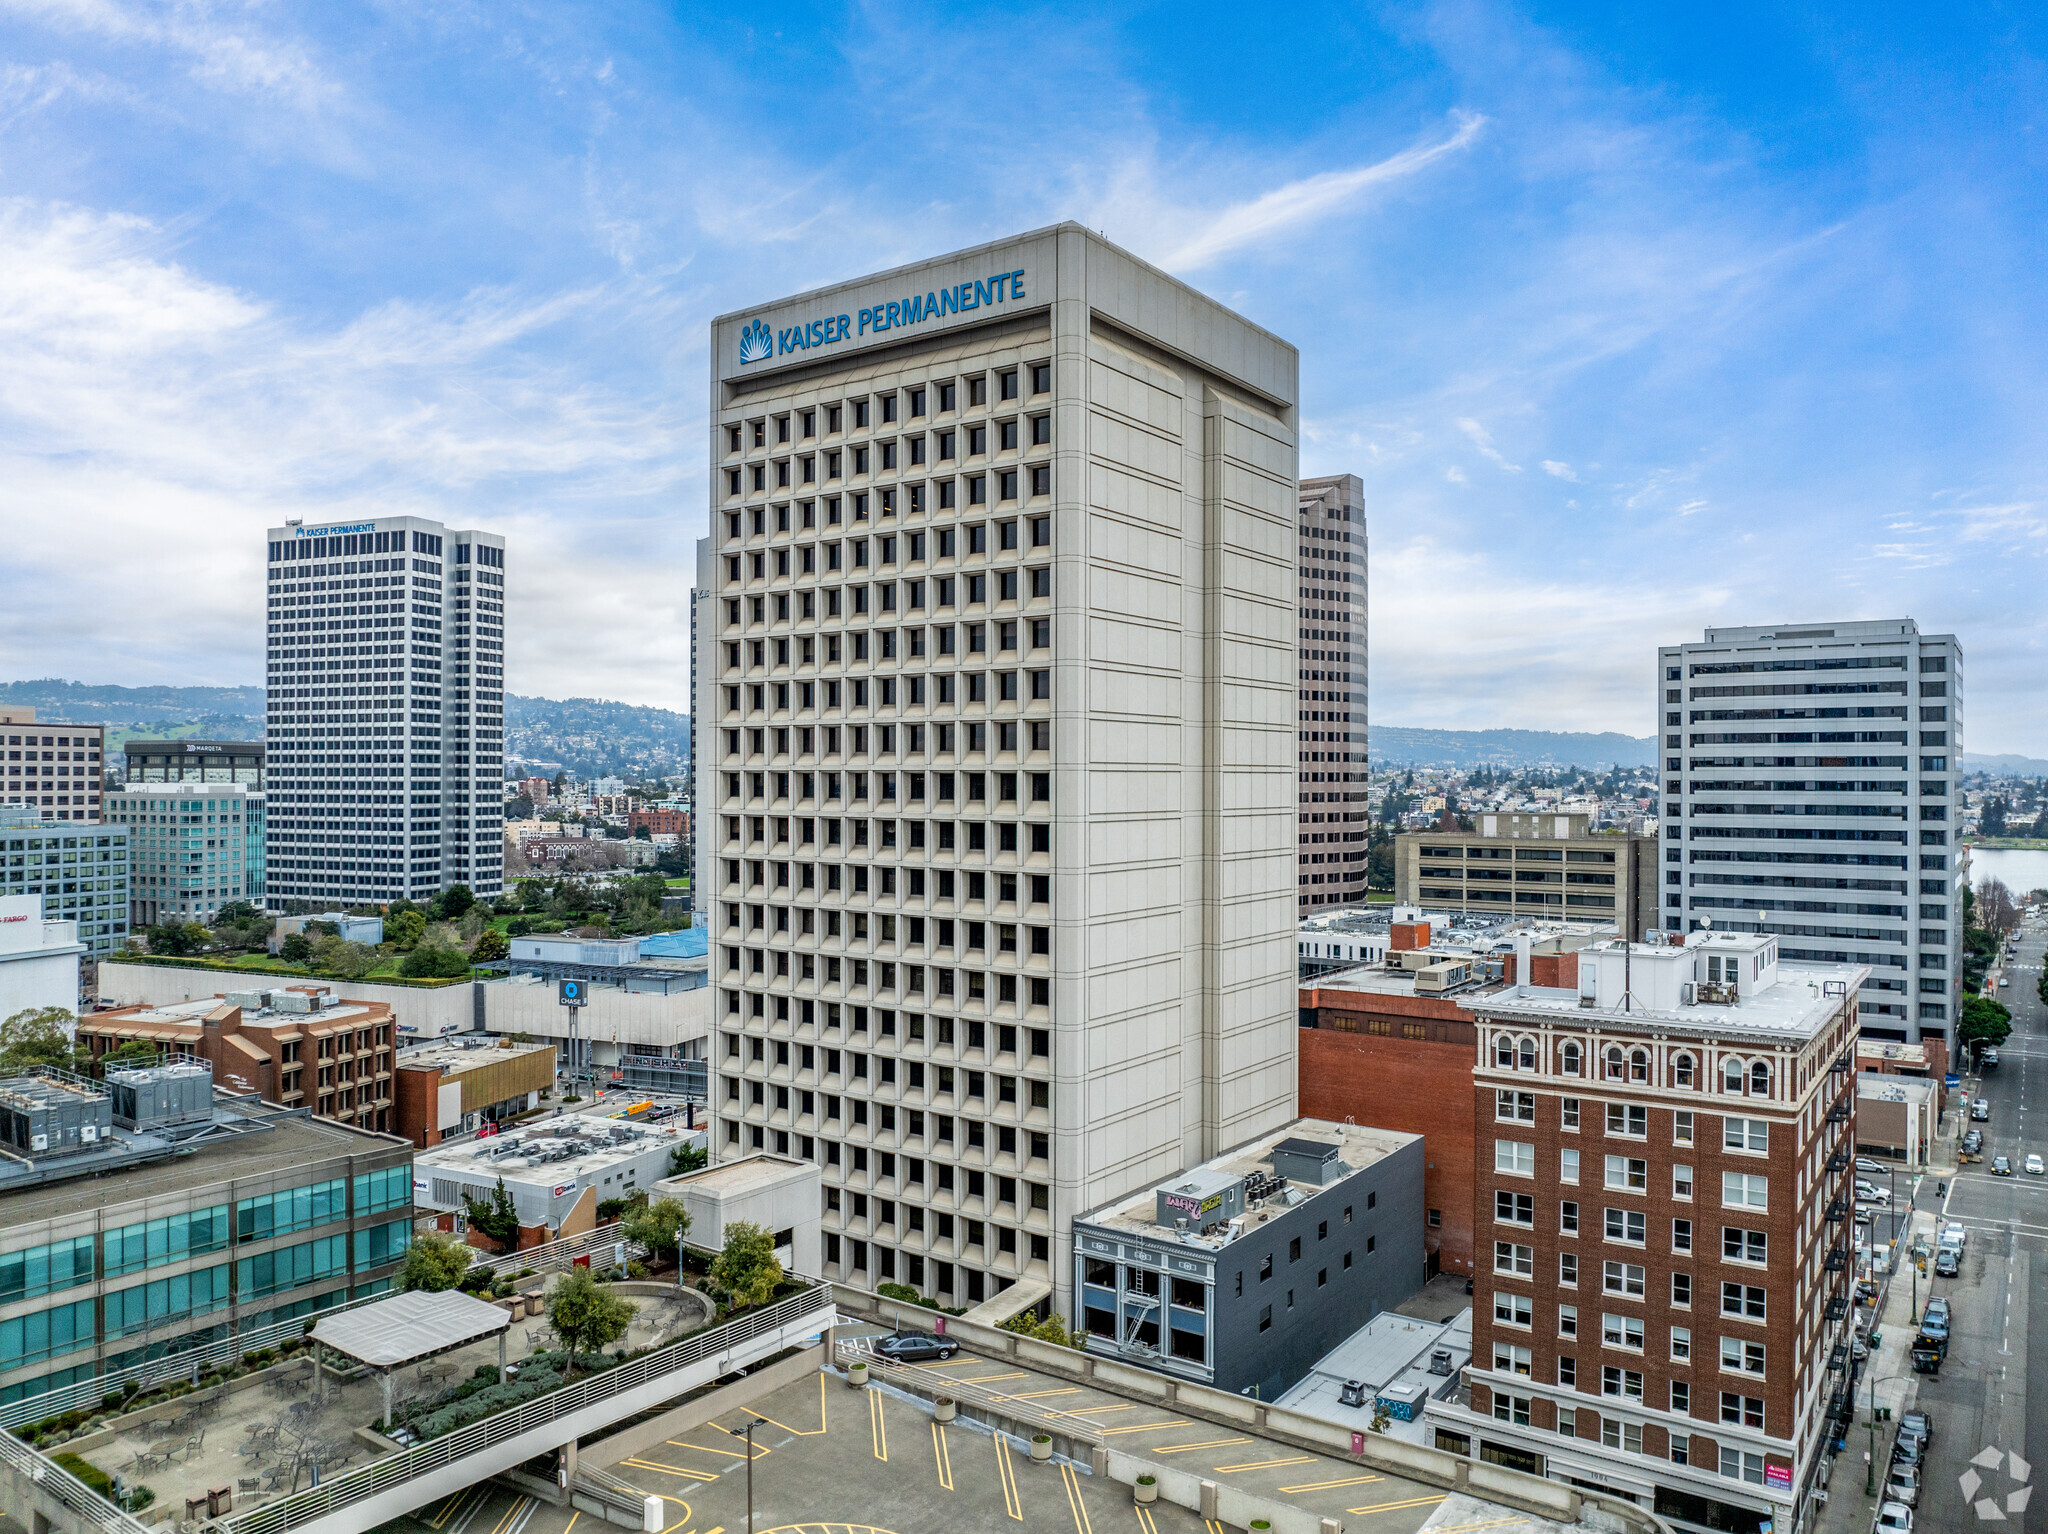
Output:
[
  {"xmin": 1541, "ymin": 459, "xmax": 1577, "ymax": 480},
  {"xmin": 1457, "ymin": 416, "xmax": 1522, "ymax": 472},
  {"xmin": 1153, "ymin": 112, "xmax": 1486, "ymax": 270},
  {"xmin": 1444, "ymin": 465, "xmax": 1468, "ymax": 485}
]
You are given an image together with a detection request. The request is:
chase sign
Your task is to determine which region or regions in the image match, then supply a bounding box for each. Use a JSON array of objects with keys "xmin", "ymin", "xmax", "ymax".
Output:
[{"xmin": 741, "ymin": 269, "xmax": 1030, "ymax": 365}]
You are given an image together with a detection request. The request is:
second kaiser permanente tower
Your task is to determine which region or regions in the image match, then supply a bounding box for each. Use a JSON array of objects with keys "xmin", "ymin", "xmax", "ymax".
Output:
[{"xmin": 698, "ymin": 225, "xmax": 1303, "ymax": 1316}]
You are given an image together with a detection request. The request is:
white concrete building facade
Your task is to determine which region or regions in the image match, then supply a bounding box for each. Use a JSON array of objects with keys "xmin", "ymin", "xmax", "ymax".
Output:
[
  {"xmin": 1658, "ymin": 619, "xmax": 1963, "ymax": 1046},
  {"xmin": 264, "ymin": 516, "xmax": 506, "ymax": 907},
  {"xmin": 702, "ymin": 225, "xmax": 1302, "ymax": 1314},
  {"xmin": 0, "ymin": 894, "xmax": 84, "ymax": 1022}
]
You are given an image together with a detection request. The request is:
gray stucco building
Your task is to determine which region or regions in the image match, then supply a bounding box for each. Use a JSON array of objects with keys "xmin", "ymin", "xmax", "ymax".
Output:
[{"xmin": 1073, "ymin": 1119, "xmax": 1425, "ymax": 1401}]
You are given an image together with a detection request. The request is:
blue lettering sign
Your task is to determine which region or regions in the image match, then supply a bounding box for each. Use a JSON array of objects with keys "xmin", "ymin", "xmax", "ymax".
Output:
[{"xmin": 745, "ymin": 276, "xmax": 1027, "ymax": 365}]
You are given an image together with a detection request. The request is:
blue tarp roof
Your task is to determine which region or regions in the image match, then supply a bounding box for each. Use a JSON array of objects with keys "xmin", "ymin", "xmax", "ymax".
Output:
[{"xmin": 638, "ymin": 927, "xmax": 707, "ymax": 959}]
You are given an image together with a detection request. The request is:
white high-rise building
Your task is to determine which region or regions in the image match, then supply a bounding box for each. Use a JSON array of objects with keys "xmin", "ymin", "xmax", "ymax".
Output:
[
  {"xmin": 264, "ymin": 516, "xmax": 506, "ymax": 907},
  {"xmin": 701, "ymin": 225, "xmax": 1301, "ymax": 1314},
  {"xmin": 1295, "ymin": 473, "xmax": 1368, "ymax": 911},
  {"xmin": 1658, "ymin": 619, "xmax": 1962, "ymax": 1046}
]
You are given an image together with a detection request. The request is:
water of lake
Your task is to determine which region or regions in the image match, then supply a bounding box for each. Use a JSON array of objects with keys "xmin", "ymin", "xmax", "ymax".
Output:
[{"xmin": 1969, "ymin": 846, "xmax": 2048, "ymax": 899}]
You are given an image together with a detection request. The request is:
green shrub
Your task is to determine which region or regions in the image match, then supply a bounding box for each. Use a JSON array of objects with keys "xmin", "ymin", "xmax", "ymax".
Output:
[{"xmin": 52, "ymin": 1451, "xmax": 113, "ymax": 1500}]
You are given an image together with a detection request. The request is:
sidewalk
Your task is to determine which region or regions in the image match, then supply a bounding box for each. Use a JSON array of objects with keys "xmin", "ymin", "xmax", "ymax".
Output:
[{"xmin": 1808, "ymin": 1123, "xmax": 1960, "ymax": 1534}]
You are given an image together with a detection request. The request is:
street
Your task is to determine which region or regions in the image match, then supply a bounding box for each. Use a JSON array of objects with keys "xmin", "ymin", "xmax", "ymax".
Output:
[{"xmin": 1898, "ymin": 913, "xmax": 2046, "ymax": 1531}]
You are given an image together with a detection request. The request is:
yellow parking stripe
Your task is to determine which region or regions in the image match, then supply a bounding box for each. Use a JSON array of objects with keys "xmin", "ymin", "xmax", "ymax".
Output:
[
  {"xmin": 1153, "ymin": 1436, "xmax": 1252, "ymax": 1455},
  {"xmin": 1099, "ymin": 1418, "xmax": 1192, "ymax": 1436},
  {"xmin": 869, "ymin": 1384, "xmax": 889, "ymax": 1461},
  {"xmin": 1279, "ymin": 1472, "xmax": 1385, "ymax": 1492},
  {"xmin": 1134, "ymin": 1506, "xmax": 1161, "ymax": 1534},
  {"xmin": 1423, "ymin": 1519, "xmax": 1523, "ymax": 1534},
  {"xmin": 1347, "ymin": 1493, "xmax": 1449, "ymax": 1516},
  {"xmin": 1061, "ymin": 1460, "xmax": 1095, "ymax": 1534},
  {"xmin": 995, "ymin": 1434, "xmax": 1024, "ymax": 1521},
  {"xmin": 960, "ymin": 1371, "xmax": 1029, "ymax": 1385},
  {"xmin": 753, "ymin": 1372, "xmax": 829, "ymax": 1437},
  {"xmin": 932, "ymin": 1421, "xmax": 955, "ymax": 1491},
  {"xmin": 666, "ymin": 1438, "xmax": 765, "ymax": 1461},
  {"xmin": 486, "ymin": 1496, "xmax": 532, "ymax": 1534},
  {"xmin": 1013, "ymin": 1387, "xmax": 1083, "ymax": 1401},
  {"xmin": 1065, "ymin": 1403, "xmax": 1138, "ymax": 1416},
  {"xmin": 654, "ymin": 1497, "xmax": 694, "ymax": 1534},
  {"xmin": 1215, "ymin": 1454, "xmax": 1317, "ymax": 1472},
  {"xmin": 621, "ymin": 1458, "xmax": 719, "ymax": 1483}
]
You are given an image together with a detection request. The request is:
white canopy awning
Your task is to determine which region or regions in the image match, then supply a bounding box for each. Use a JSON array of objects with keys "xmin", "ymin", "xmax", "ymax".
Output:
[{"xmin": 310, "ymin": 1288, "xmax": 511, "ymax": 1370}]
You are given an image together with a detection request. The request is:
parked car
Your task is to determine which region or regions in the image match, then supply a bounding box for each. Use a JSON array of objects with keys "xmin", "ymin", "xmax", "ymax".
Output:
[
  {"xmin": 1873, "ymin": 1499, "xmax": 1915, "ymax": 1533},
  {"xmin": 1973, "ymin": 1101, "xmax": 1992, "ymax": 1121},
  {"xmin": 1941, "ymin": 1223, "xmax": 1968, "ymax": 1251},
  {"xmin": 1983, "ymin": 1048, "xmax": 2001, "ymax": 1068},
  {"xmin": 1856, "ymin": 1181, "xmax": 1891, "ymax": 1203},
  {"xmin": 1898, "ymin": 1409, "xmax": 1933, "ymax": 1455},
  {"xmin": 1857, "ymin": 1157, "xmax": 1889, "ymax": 1174},
  {"xmin": 1995, "ymin": 1156, "xmax": 2014, "ymax": 1176},
  {"xmin": 1924, "ymin": 1299, "xmax": 1951, "ymax": 1329},
  {"xmin": 1964, "ymin": 1131, "xmax": 1985, "ymax": 1154},
  {"xmin": 872, "ymin": 1331, "xmax": 960, "ymax": 1362},
  {"xmin": 1935, "ymin": 1247, "xmax": 1961, "ymax": 1277},
  {"xmin": 2028, "ymin": 1155, "xmax": 2044, "ymax": 1176},
  {"xmin": 1884, "ymin": 1462, "xmax": 1923, "ymax": 1507}
]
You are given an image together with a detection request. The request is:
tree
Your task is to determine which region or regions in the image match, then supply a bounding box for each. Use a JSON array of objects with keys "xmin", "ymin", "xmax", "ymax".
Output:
[
  {"xmin": 399, "ymin": 1232, "xmax": 473, "ymax": 1292},
  {"xmin": 0, "ymin": 1008, "xmax": 80, "ymax": 1073},
  {"xmin": 97, "ymin": 1039, "xmax": 162, "ymax": 1074},
  {"xmin": 472, "ymin": 928, "xmax": 510, "ymax": 963},
  {"xmin": 1981, "ymin": 796, "xmax": 2009, "ymax": 836},
  {"xmin": 998, "ymin": 1310, "xmax": 1081, "ymax": 1350},
  {"xmin": 147, "ymin": 921, "xmax": 207, "ymax": 957},
  {"xmin": 710, "ymin": 1221, "xmax": 783, "ymax": 1309},
  {"xmin": 668, "ymin": 1141, "xmax": 708, "ymax": 1177},
  {"xmin": 632, "ymin": 824, "xmax": 652, "ymax": 841},
  {"xmin": 463, "ymin": 1179, "xmax": 523, "ymax": 1248},
  {"xmin": 1976, "ymin": 878, "xmax": 2020, "ymax": 939},
  {"xmin": 547, "ymin": 1267, "xmax": 637, "ymax": 1373},
  {"xmin": 214, "ymin": 900, "xmax": 262, "ymax": 926},
  {"xmin": 278, "ymin": 932, "xmax": 314, "ymax": 964},
  {"xmin": 1960, "ymin": 994, "xmax": 2013, "ymax": 1051},
  {"xmin": 400, "ymin": 944, "xmax": 473, "ymax": 979},
  {"xmin": 312, "ymin": 936, "xmax": 378, "ymax": 979},
  {"xmin": 621, "ymin": 1197, "xmax": 691, "ymax": 1268},
  {"xmin": 440, "ymin": 884, "xmax": 476, "ymax": 920},
  {"xmin": 388, "ymin": 910, "xmax": 429, "ymax": 950}
]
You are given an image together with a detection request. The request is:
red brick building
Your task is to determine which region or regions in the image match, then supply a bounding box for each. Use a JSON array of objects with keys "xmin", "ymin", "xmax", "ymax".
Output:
[
  {"xmin": 1426, "ymin": 932, "xmax": 1861, "ymax": 1531},
  {"xmin": 629, "ymin": 807, "xmax": 689, "ymax": 839}
]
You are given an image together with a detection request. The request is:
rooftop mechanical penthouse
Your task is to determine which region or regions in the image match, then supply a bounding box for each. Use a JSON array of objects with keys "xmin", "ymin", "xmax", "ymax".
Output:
[{"xmin": 700, "ymin": 224, "xmax": 1303, "ymax": 1318}]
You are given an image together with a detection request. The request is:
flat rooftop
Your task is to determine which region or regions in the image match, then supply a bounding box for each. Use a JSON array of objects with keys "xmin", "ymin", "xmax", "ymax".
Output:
[
  {"xmin": 1076, "ymin": 1117, "xmax": 1419, "ymax": 1243},
  {"xmin": 0, "ymin": 1105, "xmax": 398, "ymax": 1224},
  {"xmin": 1465, "ymin": 953, "xmax": 1866, "ymax": 1042},
  {"xmin": 665, "ymin": 1153, "xmax": 808, "ymax": 1196},
  {"xmin": 396, "ymin": 1039, "xmax": 554, "ymax": 1075},
  {"xmin": 418, "ymin": 1113, "xmax": 674, "ymax": 1182},
  {"xmin": 92, "ymin": 991, "xmax": 388, "ymax": 1036},
  {"xmin": 1303, "ymin": 963, "xmax": 1513, "ymax": 1001},
  {"xmin": 1278, "ymin": 1307, "xmax": 1474, "ymax": 1446}
]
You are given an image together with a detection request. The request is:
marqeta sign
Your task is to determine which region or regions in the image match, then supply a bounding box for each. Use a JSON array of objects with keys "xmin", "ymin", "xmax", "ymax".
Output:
[{"xmin": 740, "ymin": 268, "xmax": 1030, "ymax": 366}]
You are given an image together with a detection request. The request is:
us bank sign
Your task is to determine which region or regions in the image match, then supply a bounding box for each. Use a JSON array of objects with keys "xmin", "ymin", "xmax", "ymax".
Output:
[{"xmin": 740, "ymin": 268, "xmax": 1030, "ymax": 366}]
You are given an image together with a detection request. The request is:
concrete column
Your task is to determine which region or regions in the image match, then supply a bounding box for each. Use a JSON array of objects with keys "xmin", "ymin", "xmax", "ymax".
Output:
[
  {"xmin": 1199, "ymin": 1481, "xmax": 1219, "ymax": 1519},
  {"xmin": 500, "ymin": 1330, "xmax": 509, "ymax": 1384},
  {"xmin": 381, "ymin": 1370, "xmax": 393, "ymax": 1430}
]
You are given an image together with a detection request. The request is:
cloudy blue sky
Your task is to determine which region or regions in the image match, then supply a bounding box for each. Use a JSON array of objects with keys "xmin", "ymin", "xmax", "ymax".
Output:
[{"xmin": 2, "ymin": 2, "xmax": 2043, "ymax": 751}]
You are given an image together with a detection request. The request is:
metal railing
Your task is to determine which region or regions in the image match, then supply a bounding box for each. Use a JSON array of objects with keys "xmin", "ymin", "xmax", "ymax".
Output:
[
  {"xmin": 0, "ymin": 1422, "xmax": 152, "ymax": 1534},
  {"xmin": 837, "ymin": 1342, "xmax": 1103, "ymax": 1446},
  {"xmin": 207, "ymin": 1285, "xmax": 830, "ymax": 1534}
]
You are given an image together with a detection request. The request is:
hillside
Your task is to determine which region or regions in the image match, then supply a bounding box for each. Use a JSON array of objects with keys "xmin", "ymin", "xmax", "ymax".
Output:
[{"xmin": 1369, "ymin": 726, "xmax": 1657, "ymax": 770}]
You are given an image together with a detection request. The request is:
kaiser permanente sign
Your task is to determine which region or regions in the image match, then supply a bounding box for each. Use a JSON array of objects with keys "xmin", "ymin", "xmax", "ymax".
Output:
[{"xmin": 738, "ymin": 268, "xmax": 1029, "ymax": 367}]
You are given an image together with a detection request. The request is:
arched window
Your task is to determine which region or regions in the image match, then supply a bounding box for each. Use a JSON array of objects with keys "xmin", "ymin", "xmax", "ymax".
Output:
[
  {"xmin": 1750, "ymin": 1061, "xmax": 1772, "ymax": 1098},
  {"xmin": 1672, "ymin": 1053, "xmax": 1696, "ymax": 1088},
  {"xmin": 1561, "ymin": 1041, "xmax": 1583, "ymax": 1077},
  {"xmin": 1518, "ymin": 1036, "xmax": 1538, "ymax": 1072},
  {"xmin": 1723, "ymin": 1057, "xmax": 1747, "ymax": 1094},
  {"xmin": 1629, "ymin": 1049, "xmax": 1650, "ymax": 1083},
  {"xmin": 1605, "ymin": 1046, "xmax": 1626, "ymax": 1081},
  {"xmin": 1495, "ymin": 1035, "xmax": 1517, "ymax": 1069}
]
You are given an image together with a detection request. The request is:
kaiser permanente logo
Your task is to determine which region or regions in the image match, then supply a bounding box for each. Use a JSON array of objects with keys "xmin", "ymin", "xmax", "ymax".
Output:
[{"xmin": 739, "ymin": 268, "xmax": 1028, "ymax": 365}]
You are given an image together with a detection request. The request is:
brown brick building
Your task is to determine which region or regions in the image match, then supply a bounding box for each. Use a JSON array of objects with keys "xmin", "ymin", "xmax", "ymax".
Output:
[
  {"xmin": 629, "ymin": 808, "xmax": 689, "ymax": 839},
  {"xmin": 1425, "ymin": 931, "xmax": 1861, "ymax": 1532},
  {"xmin": 392, "ymin": 1039, "xmax": 557, "ymax": 1147},
  {"xmin": 79, "ymin": 985, "xmax": 396, "ymax": 1132}
]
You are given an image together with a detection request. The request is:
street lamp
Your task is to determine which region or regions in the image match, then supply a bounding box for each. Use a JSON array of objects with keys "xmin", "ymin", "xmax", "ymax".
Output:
[
  {"xmin": 727, "ymin": 1417, "xmax": 769, "ymax": 1534},
  {"xmin": 1866, "ymin": 1371, "xmax": 1905, "ymax": 1496}
]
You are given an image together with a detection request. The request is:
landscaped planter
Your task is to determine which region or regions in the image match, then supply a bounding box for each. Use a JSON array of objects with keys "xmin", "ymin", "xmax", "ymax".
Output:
[
  {"xmin": 934, "ymin": 1398, "xmax": 956, "ymax": 1423},
  {"xmin": 1134, "ymin": 1474, "xmax": 1158, "ymax": 1505},
  {"xmin": 1030, "ymin": 1434, "xmax": 1052, "ymax": 1462},
  {"xmin": 847, "ymin": 1361, "xmax": 870, "ymax": 1388}
]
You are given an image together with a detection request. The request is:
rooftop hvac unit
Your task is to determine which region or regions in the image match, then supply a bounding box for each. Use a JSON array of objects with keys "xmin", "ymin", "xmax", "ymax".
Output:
[
  {"xmin": 0, "ymin": 1075, "xmax": 115, "ymax": 1159},
  {"xmin": 106, "ymin": 1062, "xmax": 214, "ymax": 1130}
]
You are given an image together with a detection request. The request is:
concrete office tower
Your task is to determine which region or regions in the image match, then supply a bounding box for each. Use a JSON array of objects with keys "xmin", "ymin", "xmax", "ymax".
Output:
[
  {"xmin": 1, "ymin": 710, "xmax": 106, "ymax": 822},
  {"xmin": 702, "ymin": 225, "xmax": 1301, "ymax": 1315},
  {"xmin": 1296, "ymin": 474, "xmax": 1368, "ymax": 911},
  {"xmin": 1657, "ymin": 620, "xmax": 1962, "ymax": 1047},
  {"xmin": 104, "ymin": 782, "xmax": 266, "ymax": 929},
  {"xmin": 264, "ymin": 517, "xmax": 506, "ymax": 907}
]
